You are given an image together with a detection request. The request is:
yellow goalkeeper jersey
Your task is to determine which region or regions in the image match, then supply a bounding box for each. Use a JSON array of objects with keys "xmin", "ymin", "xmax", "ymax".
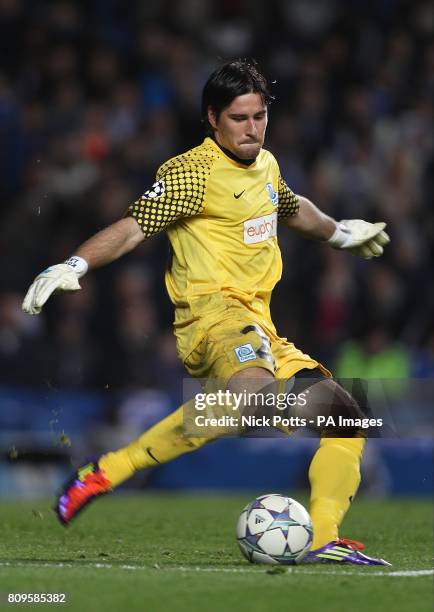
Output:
[{"xmin": 127, "ymin": 137, "xmax": 299, "ymax": 358}]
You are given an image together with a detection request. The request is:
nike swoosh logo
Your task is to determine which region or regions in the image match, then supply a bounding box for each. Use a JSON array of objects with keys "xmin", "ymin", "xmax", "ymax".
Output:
[
  {"xmin": 146, "ymin": 447, "xmax": 160, "ymax": 464},
  {"xmin": 234, "ymin": 190, "xmax": 245, "ymax": 199}
]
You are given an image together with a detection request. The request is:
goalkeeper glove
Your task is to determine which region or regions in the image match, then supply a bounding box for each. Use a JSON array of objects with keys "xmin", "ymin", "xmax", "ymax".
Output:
[
  {"xmin": 22, "ymin": 256, "xmax": 88, "ymax": 315},
  {"xmin": 327, "ymin": 220, "xmax": 390, "ymax": 259}
]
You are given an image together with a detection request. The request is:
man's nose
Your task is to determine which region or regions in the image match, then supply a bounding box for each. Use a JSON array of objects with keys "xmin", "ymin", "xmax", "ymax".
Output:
[{"xmin": 246, "ymin": 119, "xmax": 258, "ymax": 136}]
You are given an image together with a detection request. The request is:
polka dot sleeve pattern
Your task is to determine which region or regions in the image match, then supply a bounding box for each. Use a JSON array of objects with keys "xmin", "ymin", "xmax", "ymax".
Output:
[
  {"xmin": 277, "ymin": 174, "xmax": 300, "ymax": 219},
  {"xmin": 126, "ymin": 154, "xmax": 213, "ymax": 238}
]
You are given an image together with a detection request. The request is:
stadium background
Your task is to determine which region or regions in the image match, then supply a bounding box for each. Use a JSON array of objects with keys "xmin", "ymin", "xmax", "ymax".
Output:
[{"xmin": 0, "ymin": 0, "xmax": 432, "ymax": 499}]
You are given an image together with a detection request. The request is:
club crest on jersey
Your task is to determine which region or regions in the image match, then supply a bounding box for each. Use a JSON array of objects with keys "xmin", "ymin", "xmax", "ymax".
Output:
[
  {"xmin": 266, "ymin": 183, "xmax": 278, "ymax": 206},
  {"xmin": 234, "ymin": 343, "xmax": 257, "ymax": 363},
  {"xmin": 143, "ymin": 180, "xmax": 165, "ymax": 199}
]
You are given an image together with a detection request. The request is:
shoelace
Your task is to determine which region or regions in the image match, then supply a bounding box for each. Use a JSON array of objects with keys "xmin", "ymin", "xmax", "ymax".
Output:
[{"xmin": 336, "ymin": 538, "xmax": 365, "ymax": 551}]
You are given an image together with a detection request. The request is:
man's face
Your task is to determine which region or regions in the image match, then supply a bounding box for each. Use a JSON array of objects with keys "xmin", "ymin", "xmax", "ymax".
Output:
[{"xmin": 208, "ymin": 92, "xmax": 268, "ymax": 160}]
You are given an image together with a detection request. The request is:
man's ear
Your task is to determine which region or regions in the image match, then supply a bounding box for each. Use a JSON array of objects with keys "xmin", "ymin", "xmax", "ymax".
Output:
[{"xmin": 207, "ymin": 107, "xmax": 218, "ymax": 130}]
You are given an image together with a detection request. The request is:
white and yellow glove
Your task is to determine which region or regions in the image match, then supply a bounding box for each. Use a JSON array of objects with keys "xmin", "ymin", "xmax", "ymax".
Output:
[
  {"xmin": 327, "ymin": 220, "xmax": 390, "ymax": 259},
  {"xmin": 22, "ymin": 256, "xmax": 88, "ymax": 315}
]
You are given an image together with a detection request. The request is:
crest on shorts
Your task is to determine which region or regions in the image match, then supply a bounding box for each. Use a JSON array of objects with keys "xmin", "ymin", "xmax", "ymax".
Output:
[{"xmin": 234, "ymin": 343, "xmax": 257, "ymax": 363}]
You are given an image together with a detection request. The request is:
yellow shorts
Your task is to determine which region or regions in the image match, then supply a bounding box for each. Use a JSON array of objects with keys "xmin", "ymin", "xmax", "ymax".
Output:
[{"xmin": 180, "ymin": 296, "xmax": 330, "ymax": 382}]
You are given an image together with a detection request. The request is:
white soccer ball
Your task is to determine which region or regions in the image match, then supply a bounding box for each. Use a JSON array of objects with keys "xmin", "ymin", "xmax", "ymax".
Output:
[{"xmin": 236, "ymin": 494, "xmax": 313, "ymax": 565}]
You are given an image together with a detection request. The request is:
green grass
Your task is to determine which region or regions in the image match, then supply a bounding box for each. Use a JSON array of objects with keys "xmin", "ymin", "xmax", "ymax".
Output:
[{"xmin": 0, "ymin": 494, "xmax": 432, "ymax": 612}]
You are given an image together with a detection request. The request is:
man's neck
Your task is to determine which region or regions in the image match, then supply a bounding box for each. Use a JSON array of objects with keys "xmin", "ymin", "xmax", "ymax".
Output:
[{"xmin": 212, "ymin": 136, "xmax": 257, "ymax": 167}]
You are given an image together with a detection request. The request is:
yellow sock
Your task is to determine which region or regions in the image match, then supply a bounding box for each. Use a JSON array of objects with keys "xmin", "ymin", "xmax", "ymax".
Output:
[
  {"xmin": 308, "ymin": 437, "xmax": 366, "ymax": 549},
  {"xmin": 99, "ymin": 404, "xmax": 209, "ymax": 488}
]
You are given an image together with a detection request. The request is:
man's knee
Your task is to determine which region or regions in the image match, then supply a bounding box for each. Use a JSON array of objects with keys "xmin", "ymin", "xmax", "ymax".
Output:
[{"xmin": 294, "ymin": 378, "xmax": 366, "ymax": 437}]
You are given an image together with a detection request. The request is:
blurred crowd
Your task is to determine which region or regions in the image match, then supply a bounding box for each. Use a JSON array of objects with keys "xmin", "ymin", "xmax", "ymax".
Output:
[{"xmin": 1, "ymin": 0, "xmax": 433, "ymax": 402}]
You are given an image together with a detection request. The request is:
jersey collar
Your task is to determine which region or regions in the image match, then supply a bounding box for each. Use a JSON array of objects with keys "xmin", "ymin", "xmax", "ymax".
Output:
[{"xmin": 206, "ymin": 137, "xmax": 258, "ymax": 168}]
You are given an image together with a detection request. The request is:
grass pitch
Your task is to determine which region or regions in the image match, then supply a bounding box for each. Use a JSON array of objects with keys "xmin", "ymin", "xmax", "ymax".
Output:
[{"xmin": 0, "ymin": 493, "xmax": 432, "ymax": 612}]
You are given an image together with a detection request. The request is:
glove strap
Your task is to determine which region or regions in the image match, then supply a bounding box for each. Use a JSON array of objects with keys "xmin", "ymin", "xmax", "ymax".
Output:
[
  {"xmin": 327, "ymin": 222, "xmax": 351, "ymax": 248},
  {"xmin": 64, "ymin": 256, "xmax": 89, "ymax": 278}
]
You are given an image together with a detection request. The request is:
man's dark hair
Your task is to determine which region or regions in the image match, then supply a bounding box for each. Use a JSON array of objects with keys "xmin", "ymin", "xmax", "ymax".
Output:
[{"xmin": 201, "ymin": 59, "xmax": 274, "ymax": 134}]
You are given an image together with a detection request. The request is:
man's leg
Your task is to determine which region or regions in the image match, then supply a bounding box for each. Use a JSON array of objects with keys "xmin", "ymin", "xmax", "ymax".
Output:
[
  {"xmin": 56, "ymin": 400, "xmax": 210, "ymax": 524},
  {"xmin": 306, "ymin": 432, "xmax": 392, "ymax": 565},
  {"xmin": 101, "ymin": 366, "xmax": 274, "ymax": 485},
  {"xmin": 296, "ymin": 378, "xmax": 366, "ymax": 549},
  {"xmin": 99, "ymin": 403, "xmax": 209, "ymax": 487},
  {"xmin": 275, "ymin": 364, "xmax": 366, "ymax": 549},
  {"xmin": 308, "ymin": 436, "xmax": 365, "ymax": 548},
  {"xmin": 56, "ymin": 366, "xmax": 274, "ymax": 524}
]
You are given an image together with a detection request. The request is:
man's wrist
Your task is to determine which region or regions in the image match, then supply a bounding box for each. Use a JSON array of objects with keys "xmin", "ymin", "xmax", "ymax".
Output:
[
  {"xmin": 64, "ymin": 256, "xmax": 89, "ymax": 278},
  {"xmin": 327, "ymin": 222, "xmax": 351, "ymax": 248}
]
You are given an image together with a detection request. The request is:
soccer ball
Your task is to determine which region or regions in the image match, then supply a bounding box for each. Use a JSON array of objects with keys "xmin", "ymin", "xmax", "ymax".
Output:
[{"xmin": 236, "ymin": 494, "xmax": 313, "ymax": 565}]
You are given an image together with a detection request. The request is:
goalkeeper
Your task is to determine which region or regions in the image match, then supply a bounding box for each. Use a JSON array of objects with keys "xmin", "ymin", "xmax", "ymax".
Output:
[{"xmin": 23, "ymin": 60, "xmax": 390, "ymax": 566}]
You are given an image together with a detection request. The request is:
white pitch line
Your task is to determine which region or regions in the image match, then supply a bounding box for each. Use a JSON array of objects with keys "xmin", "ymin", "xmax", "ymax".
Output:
[
  {"xmin": 176, "ymin": 567, "xmax": 434, "ymax": 577},
  {"xmin": 0, "ymin": 561, "xmax": 432, "ymax": 578}
]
